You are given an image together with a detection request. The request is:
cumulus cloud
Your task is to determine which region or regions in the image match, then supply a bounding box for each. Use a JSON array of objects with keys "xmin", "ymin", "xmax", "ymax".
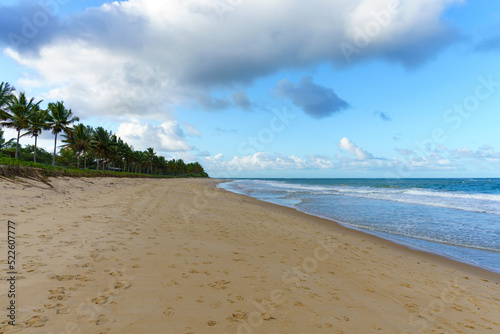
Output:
[
  {"xmin": 276, "ymin": 76, "xmax": 350, "ymax": 119},
  {"xmin": 448, "ymin": 146, "xmax": 500, "ymax": 160},
  {"xmin": 338, "ymin": 137, "xmax": 374, "ymax": 160},
  {"xmin": 116, "ymin": 119, "xmax": 191, "ymax": 152},
  {"xmin": 199, "ymin": 142, "xmax": 500, "ymax": 176},
  {"xmin": 1, "ymin": 0, "xmax": 462, "ymax": 120},
  {"xmin": 184, "ymin": 124, "xmax": 201, "ymax": 137},
  {"xmin": 203, "ymin": 152, "xmax": 335, "ymax": 172},
  {"xmin": 395, "ymin": 147, "xmax": 414, "ymax": 156}
]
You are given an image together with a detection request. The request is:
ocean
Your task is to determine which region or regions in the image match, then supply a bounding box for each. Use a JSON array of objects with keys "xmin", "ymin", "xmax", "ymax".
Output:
[{"xmin": 218, "ymin": 178, "xmax": 500, "ymax": 274}]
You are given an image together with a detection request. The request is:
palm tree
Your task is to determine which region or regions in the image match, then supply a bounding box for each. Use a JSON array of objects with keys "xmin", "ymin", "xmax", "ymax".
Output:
[
  {"xmin": 1, "ymin": 92, "xmax": 42, "ymax": 159},
  {"xmin": 0, "ymin": 82, "xmax": 14, "ymax": 120},
  {"xmin": 120, "ymin": 142, "xmax": 134, "ymax": 172},
  {"xmin": 47, "ymin": 101, "xmax": 79, "ymax": 165},
  {"xmin": 167, "ymin": 159, "xmax": 177, "ymax": 176},
  {"xmin": 91, "ymin": 126, "xmax": 115, "ymax": 170},
  {"xmin": 131, "ymin": 150, "xmax": 143, "ymax": 173},
  {"xmin": 176, "ymin": 159, "xmax": 187, "ymax": 176},
  {"xmin": 145, "ymin": 147, "xmax": 156, "ymax": 174},
  {"xmin": 22, "ymin": 105, "xmax": 48, "ymax": 162},
  {"xmin": 157, "ymin": 156, "xmax": 167, "ymax": 175},
  {"xmin": 63, "ymin": 124, "xmax": 93, "ymax": 168},
  {"xmin": 133, "ymin": 150, "xmax": 148, "ymax": 173}
]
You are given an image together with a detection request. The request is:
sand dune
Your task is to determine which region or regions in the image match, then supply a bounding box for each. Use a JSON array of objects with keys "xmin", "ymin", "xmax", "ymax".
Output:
[{"xmin": 0, "ymin": 177, "xmax": 499, "ymax": 333}]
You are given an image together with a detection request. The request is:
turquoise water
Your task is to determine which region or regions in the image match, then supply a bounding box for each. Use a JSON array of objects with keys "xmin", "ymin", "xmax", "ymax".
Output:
[{"xmin": 219, "ymin": 178, "xmax": 500, "ymax": 274}]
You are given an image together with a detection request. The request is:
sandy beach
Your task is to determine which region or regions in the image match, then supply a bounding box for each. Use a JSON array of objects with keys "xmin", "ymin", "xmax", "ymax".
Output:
[{"xmin": 1, "ymin": 176, "xmax": 499, "ymax": 334}]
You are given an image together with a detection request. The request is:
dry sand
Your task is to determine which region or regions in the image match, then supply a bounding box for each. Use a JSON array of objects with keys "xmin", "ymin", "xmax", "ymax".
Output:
[{"xmin": 0, "ymin": 177, "xmax": 499, "ymax": 334}]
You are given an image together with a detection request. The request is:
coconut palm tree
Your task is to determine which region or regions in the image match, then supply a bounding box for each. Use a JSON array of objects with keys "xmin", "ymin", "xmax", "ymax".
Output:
[
  {"xmin": 63, "ymin": 123, "xmax": 93, "ymax": 168},
  {"xmin": 144, "ymin": 147, "xmax": 156, "ymax": 174},
  {"xmin": 91, "ymin": 126, "xmax": 115, "ymax": 170},
  {"xmin": 157, "ymin": 156, "xmax": 167, "ymax": 175},
  {"xmin": 176, "ymin": 158, "xmax": 186, "ymax": 176},
  {"xmin": 132, "ymin": 150, "xmax": 148, "ymax": 173},
  {"xmin": 22, "ymin": 105, "xmax": 48, "ymax": 162},
  {"xmin": 120, "ymin": 142, "xmax": 134, "ymax": 172},
  {"xmin": 166, "ymin": 159, "xmax": 177, "ymax": 176},
  {"xmin": 0, "ymin": 82, "xmax": 14, "ymax": 120},
  {"xmin": 1, "ymin": 92, "xmax": 42, "ymax": 159},
  {"xmin": 47, "ymin": 101, "xmax": 79, "ymax": 165}
]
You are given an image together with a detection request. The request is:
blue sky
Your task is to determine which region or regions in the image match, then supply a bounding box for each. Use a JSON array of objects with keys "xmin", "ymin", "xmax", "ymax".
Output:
[{"xmin": 1, "ymin": 0, "xmax": 500, "ymax": 178}]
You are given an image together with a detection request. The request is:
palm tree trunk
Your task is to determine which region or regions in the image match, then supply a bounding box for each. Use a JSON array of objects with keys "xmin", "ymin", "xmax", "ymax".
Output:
[
  {"xmin": 34, "ymin": 135, "xmax": 38, "ymax": 163},
  {"xmin": 15, "ymin": 129, "xmax": 20, "ymax": 159},
  {"xmin": 52, "ymin": 132, "xmax": 58, "ymax": 165}
]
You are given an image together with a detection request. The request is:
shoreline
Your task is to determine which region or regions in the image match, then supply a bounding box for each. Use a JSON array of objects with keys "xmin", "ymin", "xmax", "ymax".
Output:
[
  {"xmin": 216, "ymin": 179, "xmax": 500, "ymax": 282},
  {"xmin": 1, "ymin": 177, "xmax": 499, "ymax": 333},
  {"xmin": 218, "ymin": 179, "xmax": 500, "ymax": 277}
]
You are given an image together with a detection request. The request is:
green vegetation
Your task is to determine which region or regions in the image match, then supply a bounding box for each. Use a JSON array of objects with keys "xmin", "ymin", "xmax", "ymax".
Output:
[{"xmin": 0, "ymin": 81, "xmax": 209, "ymax": 179}]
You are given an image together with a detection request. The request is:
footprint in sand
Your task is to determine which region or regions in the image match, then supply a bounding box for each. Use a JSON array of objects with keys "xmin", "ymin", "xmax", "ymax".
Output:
[
  {"xmin": 23, "ymin": 260, "xmax": 44, "ymax": 272},
  {"xmin": 163, "ymin": 307, "xmax": 175, "ymax": 316},
  {"xmin": 161, "ymin": 280, "xmax": 178, "ymax": 287},
  {"xmin": 228, "ymin": 310, "xmax": 247, "ymax": 322},
  {"xmin": 56, "ymin": 305, "xmax": 71, "ymax": 314},
  {"xmin": 105, "ymin": 270, "xmax": 123, "ymax": 277},
  {"xmin": 25, "ymin": 315, "xmax": 49, "ymax": 328},
  {"xmin": 209, "ymin": 301, "xmax": 221, "ymax": 309},
  {"xmin": 48, "ymin": 287, "xmax": 69, "ymax": 301},
  {"xmin": 92, "ymin": 295, "xmax": 109, "ymax": 305},
  {"xmin": 208, "ymin": 280, "xmax": 231, "ymax": 289},
  {"xmin": 114, "ymin": 280, "xmax": 132, "ymax": 289},
  {"xmin": 95, "ymin": 314, "xmax": 108, "ymax": 325}
]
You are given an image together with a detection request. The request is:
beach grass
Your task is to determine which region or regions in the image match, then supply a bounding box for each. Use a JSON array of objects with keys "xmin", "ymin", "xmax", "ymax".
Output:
[{"xmin": 0, "ymin": 156, "xmax": 209, "ymax": 180}]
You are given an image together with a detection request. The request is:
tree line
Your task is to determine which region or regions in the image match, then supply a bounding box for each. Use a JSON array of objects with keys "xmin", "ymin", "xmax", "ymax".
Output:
[{"xmin": 0, "ymin": 82, "xmax": 208, "ymax": 177}]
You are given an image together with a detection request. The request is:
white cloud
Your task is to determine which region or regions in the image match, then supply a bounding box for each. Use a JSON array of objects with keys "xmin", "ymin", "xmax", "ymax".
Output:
[
  {"xmin": 338, "ymin": 137, "xmax": 374, "ymax": 160},
  {"xmin": 116, "ymin": 119, "xmax": 191, "ymax": 153},
  {"xmin": 202, "ymin": 152, "xmax": 335, "ymax": 173},
  {"xmin": 3, "ymin": 0, "xmax": 460, "ymax": 119},
  {"xmin": 184, "ymin": 124, "xmax": 201, "ymax": 137},
  {"xmin": 201, "ymin": 139, "xmax": 500, "ymax": 176},
  {"xmin": 1, "ymin": 0, "xmax": 462, "ymax": 159}
]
